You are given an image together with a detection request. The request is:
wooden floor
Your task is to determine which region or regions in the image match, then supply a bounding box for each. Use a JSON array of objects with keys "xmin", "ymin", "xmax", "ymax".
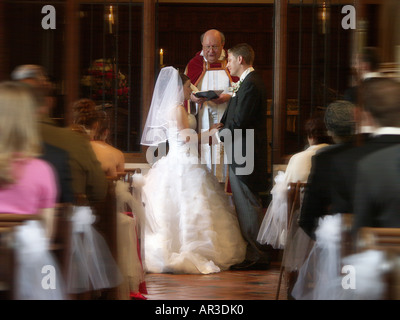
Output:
[{"xmin": 143, "ymin": 262, "xmax": 288, "ymax": 301}]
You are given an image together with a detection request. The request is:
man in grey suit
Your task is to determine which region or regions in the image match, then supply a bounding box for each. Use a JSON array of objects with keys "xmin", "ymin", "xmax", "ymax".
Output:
[{"xmin": 219, "ymin": 43, "xmax": 270, "ymax": 270}]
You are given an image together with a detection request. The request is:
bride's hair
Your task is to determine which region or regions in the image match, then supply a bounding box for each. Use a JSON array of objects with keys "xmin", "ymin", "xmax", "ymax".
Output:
[{"xmin": 179, "ymin": 73, "xmax": 190, "ymax": 85}]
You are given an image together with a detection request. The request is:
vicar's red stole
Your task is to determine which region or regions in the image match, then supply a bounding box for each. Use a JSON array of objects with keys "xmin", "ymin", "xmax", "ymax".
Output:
[
  {"xmin": 185, "ymin": 50, "xmax": 239, "ymax": 113},
  {"xmin": 186, "ymin": 50, "xmax": 239, "ymax": 86}
]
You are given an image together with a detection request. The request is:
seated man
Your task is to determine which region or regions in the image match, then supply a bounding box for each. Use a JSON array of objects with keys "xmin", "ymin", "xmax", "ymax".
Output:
[{"xmin": 11, "ymin": 64, "xmax": 107, "ymax": 204}]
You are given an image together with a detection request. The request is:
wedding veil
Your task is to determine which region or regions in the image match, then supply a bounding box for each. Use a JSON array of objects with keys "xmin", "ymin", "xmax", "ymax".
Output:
[{"xmin": 140, "ymin": 67, "xmax": 184, "ymax": 146}]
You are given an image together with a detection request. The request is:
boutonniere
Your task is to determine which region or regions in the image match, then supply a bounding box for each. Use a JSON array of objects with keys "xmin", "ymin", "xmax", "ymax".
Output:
[{"xmin": 229, "ymin": 80, "xmax": 243, "ymax": 97}]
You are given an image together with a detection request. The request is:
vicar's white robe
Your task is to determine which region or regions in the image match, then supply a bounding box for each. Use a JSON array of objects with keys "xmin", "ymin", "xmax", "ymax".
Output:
[{"xmin": 195, "ymin": 56, "xmax": 232, "ymax": 183}]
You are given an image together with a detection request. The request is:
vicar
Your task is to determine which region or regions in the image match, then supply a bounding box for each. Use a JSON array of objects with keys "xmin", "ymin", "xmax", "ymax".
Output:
[{"xmin": 185, "ymin": 29, "xmax": 238, "ymax": 183}]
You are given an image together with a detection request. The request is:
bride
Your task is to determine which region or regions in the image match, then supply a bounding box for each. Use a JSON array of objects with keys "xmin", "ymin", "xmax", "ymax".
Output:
[{"xmin": 140, "ymin": 67, "xmax": 246, "ymax": 274}]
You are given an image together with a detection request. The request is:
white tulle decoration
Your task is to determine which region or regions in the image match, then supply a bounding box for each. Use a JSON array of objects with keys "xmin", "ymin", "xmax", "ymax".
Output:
[{"xmin": 67, "ymin": 206, "xmax": 122, "ymax": 294}]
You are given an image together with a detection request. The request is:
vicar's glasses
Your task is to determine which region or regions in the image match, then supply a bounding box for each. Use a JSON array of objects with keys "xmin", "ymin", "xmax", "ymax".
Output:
[{"xmin": 202, "ymin": 45, "xmax": 221, "ymax": 51}]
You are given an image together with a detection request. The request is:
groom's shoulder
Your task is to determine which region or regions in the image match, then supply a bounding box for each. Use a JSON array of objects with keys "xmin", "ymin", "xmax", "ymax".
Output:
[
  {"xmin": 245, "ymin": 71, "xmax": 267, "ymax": 93},
  {"xmin": 245, "ymin": 71, "xmax": 265, "ymax": 85}
]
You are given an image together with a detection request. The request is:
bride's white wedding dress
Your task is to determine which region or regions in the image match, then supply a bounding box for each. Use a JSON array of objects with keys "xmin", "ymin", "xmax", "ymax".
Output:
[{"xmin": 141, "ymin": 114, "xmax": 246, "ymax": 274}]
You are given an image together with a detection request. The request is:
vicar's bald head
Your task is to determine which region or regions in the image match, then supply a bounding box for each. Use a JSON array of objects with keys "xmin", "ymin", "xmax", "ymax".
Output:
[
  {"xmin": 360, "ymin": 77, "xmax": 400, "ymax": 127},
  {"xmin": 201, "ymin": 29, "xmax": 225, "ymax": 64}
]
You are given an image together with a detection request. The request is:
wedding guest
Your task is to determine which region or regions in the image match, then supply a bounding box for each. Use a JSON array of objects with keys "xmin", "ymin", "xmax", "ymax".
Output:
[
  {"xmin": 293, "ymin": 80, "xmax": 400, "ymax": 299},
  {"xmin": 70, "ymin": 98, "xmax": 98, "ymax": 136},
  {"xmin": 299, "ymin": 100, "xmax": 356, "ymax": 240},
  {"xmin": 140, "ymin": 67, "xmax": 246, "ymax": 274},
  {"xmin": 343, "ymin": 47, "xmax": 382, "ymax": 147},
  {"xmin": 330, "ymin": 78, "xmax": 400, "ymax": 218},
  {"xmin": 9, "ymin": 65, "xmax": 73, "ymax": 204},
  {"xmin": 72, "ymin": 98, "xmax": 125, "ymax": 177},
  {"xmin": 219, "ymin": 43, "xmax": 270, "ymax": 270},
  {"xmin": 185, "ymin": 29, "xmax": 238, "ymax": 183},
  {"xmin": 257, "ymin": 116, "xmax": 331, "ymax": 250},
  {"xmin": 11, "ymin": 64, "xmax": 107, "ymax": 204},
  {"xmin": 90, "ymin": 111, "xmax": 125, "ymax": 177},
  {"xmin": 343, "ymin": 47, "xmax": 382, "ymax": 104},
  {"xmin": 0, "ymin": 81, "xmax": 57, "ymax": 237}
]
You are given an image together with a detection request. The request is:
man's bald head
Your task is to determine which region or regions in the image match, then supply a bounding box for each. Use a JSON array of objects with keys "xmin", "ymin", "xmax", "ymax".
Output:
[{"xmin": 201, "ymin": 29, "xmax": 225, "ymax": 64}]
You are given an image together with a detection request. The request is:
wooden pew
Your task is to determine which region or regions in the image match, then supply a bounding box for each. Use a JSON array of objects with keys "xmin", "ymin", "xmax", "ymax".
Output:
[
  {"xmin": 340, "ymin": 213, "xmax": 355, "ymax": 261},
  {"xmin": 0, "ymin": 227, "xmax": 15, "ymax": 299},
  {"xmin": 357, "ymin": 227, "xmax": 400, "ymax": 300},
  {"xmin": 71, "ymin": 184, "xmax": 119, "ymax": 300}
]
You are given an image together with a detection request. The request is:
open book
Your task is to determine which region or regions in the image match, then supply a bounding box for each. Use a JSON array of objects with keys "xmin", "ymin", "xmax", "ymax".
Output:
[{"xmin": 194, "ymin": 89, "xmax": 224, "ymax": 100}]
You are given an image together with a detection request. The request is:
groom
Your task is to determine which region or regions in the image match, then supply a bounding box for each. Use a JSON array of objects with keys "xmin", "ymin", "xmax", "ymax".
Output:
[{"xmin": 219, "ymin": 43, "xmax": 270, "ymax": 270}]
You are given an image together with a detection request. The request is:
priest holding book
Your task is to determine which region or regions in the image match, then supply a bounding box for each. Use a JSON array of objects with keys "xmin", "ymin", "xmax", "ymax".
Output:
[{"xmin": 185, "ymin": 29, "xmax": 238, "ymax": 183}]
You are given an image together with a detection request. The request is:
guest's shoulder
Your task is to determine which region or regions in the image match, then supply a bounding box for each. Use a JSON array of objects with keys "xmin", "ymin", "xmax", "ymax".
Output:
[
  {"xmin": 43, "ymin": 142, "xmax": 68, "ymax": 156},
  {"xmin": 316, "ymin": 143, "xmax": 353, "ymax": 158},
  {"xmin": 360, "ymin": 144, "xmax": 400, "ymax": 166}
]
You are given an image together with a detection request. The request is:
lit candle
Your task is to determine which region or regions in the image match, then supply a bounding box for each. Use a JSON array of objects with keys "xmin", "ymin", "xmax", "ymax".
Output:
[
  {"xmin": 160, "ymin": 49, "xmax": 164, "ymax": 66},
  {"xmin": 108, "ymin": 6, "xmax": 113, "ymax": 34}
]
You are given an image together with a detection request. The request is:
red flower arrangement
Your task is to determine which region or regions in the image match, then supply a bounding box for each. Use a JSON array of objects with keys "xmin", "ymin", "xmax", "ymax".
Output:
[{"xmin": 81, "ymin": 58, "xmax": 129, "ymax": 104}]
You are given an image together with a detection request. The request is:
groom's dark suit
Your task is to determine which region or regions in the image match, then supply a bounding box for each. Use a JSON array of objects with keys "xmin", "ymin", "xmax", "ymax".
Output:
[{"xmin": 220, "ymin": 70, "xmax": 269, "ymax": 266}]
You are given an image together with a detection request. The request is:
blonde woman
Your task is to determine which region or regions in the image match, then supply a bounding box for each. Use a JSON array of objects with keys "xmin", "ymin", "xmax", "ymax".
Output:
[{"xmin": 0, "ymin": 81, "xmax": 57, "ymax": 237}]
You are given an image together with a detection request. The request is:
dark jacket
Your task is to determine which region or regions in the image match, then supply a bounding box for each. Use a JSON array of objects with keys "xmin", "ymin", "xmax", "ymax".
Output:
[{"xmin": 220, "ymin": 70, "xmax": 268, "ymax": 194}]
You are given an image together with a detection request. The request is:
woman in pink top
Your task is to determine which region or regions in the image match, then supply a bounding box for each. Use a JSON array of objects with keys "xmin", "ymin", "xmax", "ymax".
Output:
[{"xmin": 0, "ymin": 81, "xmax": 57, "ymax": 237}]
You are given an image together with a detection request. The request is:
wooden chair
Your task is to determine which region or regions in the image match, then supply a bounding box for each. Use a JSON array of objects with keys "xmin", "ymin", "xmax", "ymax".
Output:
[
  {"xmin": 71, "ymin": 180, "xmax": 120, "ymax": 300},
  {"xmin": 51, "ymin": 204, "xmax": 74, "ymax": 283},
  {"xmin": 276, "ymin": 181, "xmax": 307, "ymax": 300},
  {"xmin": 340, "ymin": 213, "xmax": 355, "ymax": 260},
  {"xmin": 357, "ymin": 227, "xmax": 400, "ymax": 300},
  {"xmin": 88, "ymin": 170, "xmax": 140, "ymax": 299}
]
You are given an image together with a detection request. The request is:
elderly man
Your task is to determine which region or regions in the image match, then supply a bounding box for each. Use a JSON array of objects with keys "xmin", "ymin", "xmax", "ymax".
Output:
[{"xmin": 185, "ymin": 29, "xmax": 238, "ymax": 183}]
